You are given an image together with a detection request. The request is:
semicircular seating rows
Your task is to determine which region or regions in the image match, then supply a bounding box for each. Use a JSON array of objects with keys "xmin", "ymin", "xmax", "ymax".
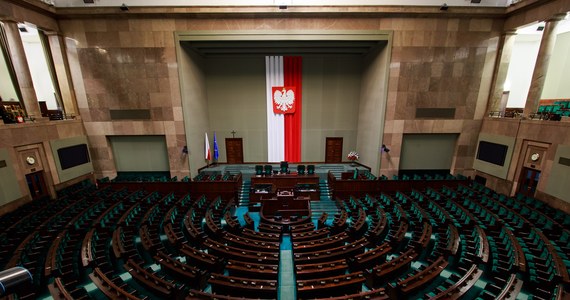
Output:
[{"xmin": 0, "ymin": 177, "xmax": 568, "ymax": 300}]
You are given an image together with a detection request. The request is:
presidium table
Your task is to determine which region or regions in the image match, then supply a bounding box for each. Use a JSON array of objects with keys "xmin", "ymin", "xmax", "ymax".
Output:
[{"xmin": 249, "ymin": 173, "xmax": 320, "ymax": 220}]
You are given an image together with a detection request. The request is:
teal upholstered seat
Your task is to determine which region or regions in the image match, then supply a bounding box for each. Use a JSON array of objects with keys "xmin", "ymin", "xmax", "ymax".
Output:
[
  {"xmin": 264, "ymin": 164, "xmax": 272, "ymax": 175},
  {"xmin": 307, "ymin": 164, "xmax": 315, "ymax": 175},
  {"xmin": 255, "ymin": 165, "xmax": 263, "ymax": 175}
]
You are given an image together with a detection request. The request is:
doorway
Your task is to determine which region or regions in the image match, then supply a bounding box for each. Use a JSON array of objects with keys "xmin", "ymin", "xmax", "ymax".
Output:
[
  {"xmin": 26, "ymin": 171, "xmax": 48, "ymax": 200},
  {"xmin": 226, "ymin": 138, "xmax": 244, "ymax": 164},
  {"xmin": 325, "ymin": 137, "xmax": 343, "ymax": 163},
  {"xmin": 518, "ymin": 167, "xmax": 541, "ymax": 197}
]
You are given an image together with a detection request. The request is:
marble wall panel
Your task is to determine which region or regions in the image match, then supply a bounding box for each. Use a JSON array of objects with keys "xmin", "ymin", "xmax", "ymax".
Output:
[
  {"xmin": 58, "ymin": 15, "xmax": 503, "ymax": 179},
  {"xmin": 478, "ymin": 118, "xmax": 570, "ymax": 212}
]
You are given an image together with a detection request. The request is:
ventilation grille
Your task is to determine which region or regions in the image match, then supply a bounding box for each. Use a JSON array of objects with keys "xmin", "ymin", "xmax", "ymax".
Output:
[
  {"xmin": 0, "ymin": 160, "xmax": 6, "ymax": 168},
  {"xmin": 415, "ymin": 108, "xmax": 456, "ymax": 119},
  {"xmin": 110, "ymin": 109, "xmax": 151, "ymax": 120},
  {"xmin": 559, "ymin": 157, "xmax": 570, "ymax": 167}
]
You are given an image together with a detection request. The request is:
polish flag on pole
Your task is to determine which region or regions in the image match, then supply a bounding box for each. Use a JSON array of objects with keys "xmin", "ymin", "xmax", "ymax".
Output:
[{"xmin": 205, "ymin": 133, "xmax": 211, "ymax": 161}]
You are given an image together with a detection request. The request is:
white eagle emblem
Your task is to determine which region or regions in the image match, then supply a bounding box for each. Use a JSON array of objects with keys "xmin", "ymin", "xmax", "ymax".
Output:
[{"xmin": 273, "ymin": 88, "xmax": 295, "ymax": 112}]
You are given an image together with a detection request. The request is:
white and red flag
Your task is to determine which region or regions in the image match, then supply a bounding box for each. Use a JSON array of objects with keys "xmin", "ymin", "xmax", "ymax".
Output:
[
  {"xmin": 204, "ymin": 132, "xmax": 211, "ymax": 161},
  {"xmin": 266, "ymin": 56, "xmax": 302, "ymax": 162}
]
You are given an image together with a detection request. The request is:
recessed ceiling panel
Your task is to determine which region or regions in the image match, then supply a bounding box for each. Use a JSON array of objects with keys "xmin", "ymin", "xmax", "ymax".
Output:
[{"xmin": 183, "ymin": 40, "xmax": 386, "ymax": 57}]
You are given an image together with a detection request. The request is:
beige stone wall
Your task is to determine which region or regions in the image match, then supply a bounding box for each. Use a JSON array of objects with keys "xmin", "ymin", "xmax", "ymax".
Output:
[
  {"xmin": 57, "ymin": 16, "xmax": 503, "ymax": 179},
  {"xmin": 381, "ymin": 18, "xmax": 502, "ymax": 178},
  {"xmin": 476, "ymin": 117, "xmax": 570, "ymax": 213},
  {"xmin": 0, "ymin": 120, "xmax": 89, "ymax": 208},
  {"xmin": 59, "ymin": 18, "xmax": 188, "ymax": 179},
  {"xmin": 0, "ymin": 1, "xmax": 59, "ymax": 32}
]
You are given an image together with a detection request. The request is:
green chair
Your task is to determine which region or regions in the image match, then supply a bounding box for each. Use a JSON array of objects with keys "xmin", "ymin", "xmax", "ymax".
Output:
[
  {"xmin": 297, "ymin": 164, "xmax": 305, "ymax": 175},
  {"xmin": 264, "ymin": 164, "xmax": 272, "ymax": 175},
  {"xmin": 255, "ymin": 165, "xmax": 263, "ymax": 175},
  {"xmin": 537, "ymin": 105, "xmax": 546, "ymax": 113},
  {"xmin": 307, "ymin": 165, "xmax": 315, "ymax": 175},
  {"xmin": 280, "ymin": 161, "xmax": 288, "ymax": 173}
]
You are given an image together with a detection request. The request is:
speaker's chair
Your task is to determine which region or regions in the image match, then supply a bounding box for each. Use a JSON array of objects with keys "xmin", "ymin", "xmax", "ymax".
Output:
[
  {"xmin": 280, "ymin": 161, "xmax": 288, "ymax": 173},
  {"xmin": 264, "ymin": 165, "xmax": 272, "ymax": 175},
  {"xmin": 307, "ymin": 164, "xmax": 315, "ymax": 175}
]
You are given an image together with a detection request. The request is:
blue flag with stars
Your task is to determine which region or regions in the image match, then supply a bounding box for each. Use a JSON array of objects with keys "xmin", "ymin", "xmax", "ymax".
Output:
[{"xmin": 213, "ymin": 132, "xmax": 219, "ymax": 161}]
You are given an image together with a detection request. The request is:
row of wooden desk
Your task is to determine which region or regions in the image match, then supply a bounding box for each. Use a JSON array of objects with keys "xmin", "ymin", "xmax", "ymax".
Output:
[{"xmin": 71, "ymin": 180, "xmax": 560, "ymax": 300}]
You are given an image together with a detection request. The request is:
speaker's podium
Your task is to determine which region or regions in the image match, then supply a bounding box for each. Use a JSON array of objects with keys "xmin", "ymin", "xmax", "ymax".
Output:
[
  {"xmin": 250, "ymin": 172, "xmax": 320, "ymax": 203},
  {"xmin": 260, "ymin": 189, "xmax": 310, "ymax": 220}
]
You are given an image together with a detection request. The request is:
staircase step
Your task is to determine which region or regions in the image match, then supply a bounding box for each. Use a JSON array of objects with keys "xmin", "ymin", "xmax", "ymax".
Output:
[{"xmin": 237, "ymin": 180, "xmax": 251, "ymax": 207}]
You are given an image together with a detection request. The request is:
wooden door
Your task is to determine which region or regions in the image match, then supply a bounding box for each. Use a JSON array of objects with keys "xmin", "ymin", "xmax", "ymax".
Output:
[
  {"xmin": 518, "ymin": 167, "xmax": 541, "ymax": 197},
  {"xmin": 26, "ymin": 171, "xmax": 48, "ymax": 200},
  {"xmin": 226, "ymin": 138, "xmax": 244, "ymax": 164},
  {"xmin": 325, "ymin": 137, "xmax": 343, "ymax": 163}
]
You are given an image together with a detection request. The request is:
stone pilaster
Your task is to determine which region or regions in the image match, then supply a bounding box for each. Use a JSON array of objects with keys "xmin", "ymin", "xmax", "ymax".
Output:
[{"xmin": 523, "ymin": 14, "xmax": 566, "ymax": 117}]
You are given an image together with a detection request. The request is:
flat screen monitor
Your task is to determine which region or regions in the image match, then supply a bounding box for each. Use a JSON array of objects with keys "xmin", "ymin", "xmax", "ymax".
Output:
[
  {"xmin": 57, "ymin": 144, "xmax": 90, "ymax": 170},
  {"xmin": 476, "ymin": 141, "xmax": 508, "ymax": 166}
]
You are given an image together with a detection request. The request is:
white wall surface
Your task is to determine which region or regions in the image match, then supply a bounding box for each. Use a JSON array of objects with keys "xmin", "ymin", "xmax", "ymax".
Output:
[
  {"xmin": 0, "ymin": 47, "xmax": 19, "ymax": 102},
  {"xmin": 541, "ymin": 31, "xmax": 570, "ymax": 100},
  {"xmin": 504, "ymin": 34, "xmax": 541, "ymax": 108},
  {"xmin": 20, "ymin": 26, "xmax": 59, "ymax": 110}
]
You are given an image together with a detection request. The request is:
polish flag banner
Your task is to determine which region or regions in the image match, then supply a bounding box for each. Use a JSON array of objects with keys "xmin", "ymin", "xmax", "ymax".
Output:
[
  {"xmin": 266, "ymin": 56, "xmax": 302, "ymax": 162},
  {"xmin": 272, "ymin": 86, "xmax": 296, "ymax": 114}
]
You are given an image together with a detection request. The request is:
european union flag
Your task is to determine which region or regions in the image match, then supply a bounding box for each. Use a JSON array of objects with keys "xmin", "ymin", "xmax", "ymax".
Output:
[{"xmin": 213, "ymin": 132, "xmax": 219, "ymax": 161}]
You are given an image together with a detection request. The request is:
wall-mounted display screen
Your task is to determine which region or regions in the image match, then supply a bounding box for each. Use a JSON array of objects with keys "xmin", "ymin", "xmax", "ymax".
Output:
[
  {"xmin": 57, "ymin": 144, "xmax": 90, "ymax": 170},
  {"xmin": 476, "ymin": 141, "xmax": 508, "ymax": 166}
]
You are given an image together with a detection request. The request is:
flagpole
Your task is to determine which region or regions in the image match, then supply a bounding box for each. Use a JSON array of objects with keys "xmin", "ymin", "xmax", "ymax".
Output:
[
  {"xmin": 213, "ymin": 132, "xmax": 219, "ymax": 166},
  {"xmin": 205, "ymin": 132, "xmax": 211, "ymax": 168}
]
